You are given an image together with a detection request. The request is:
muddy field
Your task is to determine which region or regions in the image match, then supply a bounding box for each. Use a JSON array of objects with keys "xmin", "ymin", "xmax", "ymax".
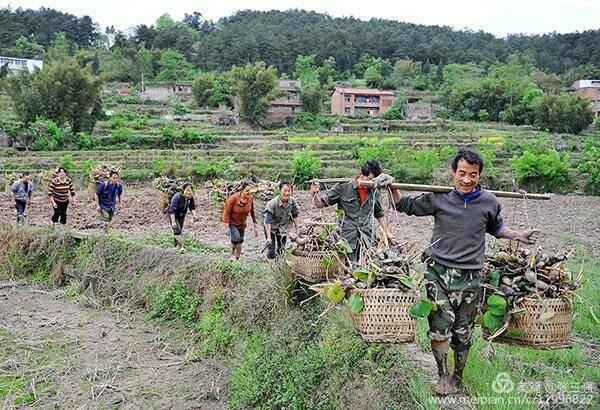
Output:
[
  {"xmin": 0, "ymin": 282, "xmax": 228, "ymax": 408},
  {"xmin": 1, "ymin": 186, "xmax": 598, "ymax": 258}
]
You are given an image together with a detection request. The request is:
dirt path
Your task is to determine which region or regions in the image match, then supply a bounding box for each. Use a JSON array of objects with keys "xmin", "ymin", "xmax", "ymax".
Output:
[{"xmin": 0, "ymin": 281, "xmax": 228, "ymax": 409}]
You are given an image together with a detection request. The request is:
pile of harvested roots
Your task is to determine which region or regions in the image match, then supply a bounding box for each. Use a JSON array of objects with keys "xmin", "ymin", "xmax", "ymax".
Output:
[
  {"xmin": 349, "ymin": 240, "xmax": 417, "ymax": 290},
  {"xmin": 290, "ymin": 217, "xmax": 350, "ymax": 256},
  {"xmin": 484, "ymin": 245, "xmax": 578, "ymax": 299}
]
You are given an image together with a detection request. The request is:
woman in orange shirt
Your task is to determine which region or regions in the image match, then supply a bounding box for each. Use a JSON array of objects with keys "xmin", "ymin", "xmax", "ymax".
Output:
[{"xmin": 222, "ymin": 181, "xmax": 259, "ymax": 260}]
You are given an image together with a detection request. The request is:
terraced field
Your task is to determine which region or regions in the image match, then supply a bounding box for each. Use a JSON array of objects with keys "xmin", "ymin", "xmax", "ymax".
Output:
[{"xmin": 1, "ymin": 100, "xmax": 597, "ymax": 195}]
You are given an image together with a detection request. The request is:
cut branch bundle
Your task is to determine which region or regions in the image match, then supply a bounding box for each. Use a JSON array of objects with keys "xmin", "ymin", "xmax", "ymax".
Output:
[
  {"xmin": 89, "ymin": 163, "xmax": 121, "ymax": 184},
  {"xmin": 206, "ymin": 178, "xmax": 277, "ymax": 203},
  {"xmin": 153, "ymin": 176, "xmax": 193, "ymax": 210}
]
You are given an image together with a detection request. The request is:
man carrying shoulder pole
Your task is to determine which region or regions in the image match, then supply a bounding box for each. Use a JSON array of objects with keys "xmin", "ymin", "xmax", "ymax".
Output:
[{"xmin": 388, "ymin": 148, "xmax": 539, "ymax": 395}]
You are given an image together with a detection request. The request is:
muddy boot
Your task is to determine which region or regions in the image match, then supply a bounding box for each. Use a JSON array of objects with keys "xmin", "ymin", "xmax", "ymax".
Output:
[
  {"xmin": 452, "ymin": 348, "xmax": 470, "ymax": 389},
  {"xmin": 431, "ymin": 340, "xmax": 454, "ymax": 396}
]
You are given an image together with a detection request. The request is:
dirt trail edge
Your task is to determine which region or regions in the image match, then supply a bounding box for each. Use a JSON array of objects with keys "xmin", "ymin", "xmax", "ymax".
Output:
[{"xmin": 0, "ymin": 281, "xmax": 228, "ymax": 409}]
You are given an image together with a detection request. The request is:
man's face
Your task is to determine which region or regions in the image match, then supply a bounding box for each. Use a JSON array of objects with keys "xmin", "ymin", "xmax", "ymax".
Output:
[
  {"xmin": 452, "ymin": 159, "xmax": 480, "ymax": 194},
  {"xmin": 358, "ymin": 172, "xmax": 375, "ymax": 181},
  {"xmin": 280, "ymin": 185, "xmax": 292, "ymax": 201},
  {"xmin": 183, "ymin": 187, "xmax": 193, "ymax": 198},
  {"xmin": 109, "ymin": 174, "xmax": 119, "ymax": 184},
  {"xmin": 22, "ymin": 175, "xmax": 30, "ymax": 183}
]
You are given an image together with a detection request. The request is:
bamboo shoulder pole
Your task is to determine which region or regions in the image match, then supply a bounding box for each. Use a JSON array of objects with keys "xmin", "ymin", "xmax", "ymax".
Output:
[{"xmin": 310, "ymin": 178, "xmax": 552, "ymax": 200}]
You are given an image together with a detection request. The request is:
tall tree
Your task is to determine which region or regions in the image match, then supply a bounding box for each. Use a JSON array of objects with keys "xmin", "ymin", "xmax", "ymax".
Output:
[
  {"xmin": 226, "ymin": 61, "xmax": 277, "ymax": 126},
  {"xmin": 3, "ymin": 62, "xmax": 103, "ymax": 133}
]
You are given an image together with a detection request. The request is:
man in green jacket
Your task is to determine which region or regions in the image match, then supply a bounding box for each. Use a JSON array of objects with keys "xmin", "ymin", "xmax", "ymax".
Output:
[{"xmin": 310, "ymin": 160, "xmax": 394, "ymax": 263}]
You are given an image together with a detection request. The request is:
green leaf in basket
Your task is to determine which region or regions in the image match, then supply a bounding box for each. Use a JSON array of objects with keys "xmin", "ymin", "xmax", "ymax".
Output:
[
  {"xmin": 336, "ymin": 240, "xmax": 353, "ymax": 255},
  {"xmin": 322, "ymin": 257, "xmax": 333, "ymax": 268},
  {"xmin": 488, "ymin": 271, "xmax": 501, "ymax": 286},
  {"xmin": 352, "ymin": 268, "xmax": 370, "ymax": 281},
  {"xmin": 409, "ymin": 299, "xmax": 436, "ymax": 318},
  {"xmin": 324, "ymin": 283, "xmax": 345, "ymax": 304},
  {"xmin": 398, "ymin": 274, "xmax": 414, "ymax": 289},
  {"xmin": 487, "ymin": 294, "xmax": 508, "ymax": 316},
  {"xmin": 348, "ymin": 293, "xmax": 364, "ymax": 313},
  {"xmin": 482, "ymin": 310, "xmax": 504, "ymax": 332},
  {"xmin": 335, "ymin": 209, "xmax": 345, "ymax": 216},
  {"xmin": 538, "ymin": 309, "xmax": 556, "ymax": 325}
]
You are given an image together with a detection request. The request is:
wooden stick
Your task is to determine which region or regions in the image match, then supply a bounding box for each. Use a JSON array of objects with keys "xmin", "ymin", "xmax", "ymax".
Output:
[{"xmin": 309, "ymin": 178, "xmax": 552, "ymax": 200}]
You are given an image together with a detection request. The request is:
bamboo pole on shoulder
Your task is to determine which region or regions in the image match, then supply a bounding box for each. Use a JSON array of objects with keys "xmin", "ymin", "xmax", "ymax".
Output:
[{"xmin": 309, "ymin": 178, "xmax": 552, "ymax": 200}]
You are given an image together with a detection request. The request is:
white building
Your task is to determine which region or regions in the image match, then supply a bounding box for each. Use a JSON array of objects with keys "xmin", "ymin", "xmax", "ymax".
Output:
[{"xmin": 0, "ymin": 56, "xmax": 44, "ymax": 74}]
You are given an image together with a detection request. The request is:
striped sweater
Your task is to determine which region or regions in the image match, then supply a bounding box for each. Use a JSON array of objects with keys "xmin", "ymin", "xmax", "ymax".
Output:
[{"xmin": 48, "ymin": 177, "xmax": 75, "ymax": 203}]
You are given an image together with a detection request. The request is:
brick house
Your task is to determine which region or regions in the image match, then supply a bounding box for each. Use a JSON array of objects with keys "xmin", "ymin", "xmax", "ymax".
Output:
[
  {"xmin": 141, "ymin": 81, "xmax": 193, "ymax": 101},
  {"xmin": 331, "ymin": 87, "xmax": 395, "ymax": 116},
  {"xmin": 267, "ymin": 80, "xmax": 302, "ymax": 121},
  {"xmin": 568, "ymin": 80, "xmax": 600, "ymax": 118}
]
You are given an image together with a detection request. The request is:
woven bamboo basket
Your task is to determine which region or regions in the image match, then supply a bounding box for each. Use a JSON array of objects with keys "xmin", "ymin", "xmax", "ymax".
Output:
[
  {"xmin": 483, "ymin": 297, "xmax": 573, "ymax": 349},
  {"xmin": 349, "ymin": 289, "xmax": 417, "ymax": 343},
  {"xmin": 288, "ymin": 250, "xmax": 344, "ymax": 283}
]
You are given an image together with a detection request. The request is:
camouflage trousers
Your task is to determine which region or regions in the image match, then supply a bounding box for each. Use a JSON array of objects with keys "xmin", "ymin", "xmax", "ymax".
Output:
[{"xmin": 424, "ymin": 260, "xmax": 482, "ymax": 352}]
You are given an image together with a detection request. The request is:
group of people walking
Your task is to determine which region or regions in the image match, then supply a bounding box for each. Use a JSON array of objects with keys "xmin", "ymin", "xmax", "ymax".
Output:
[
  {"xmin": 9, "ymin": 148, "xmax": 540, "ymax": 396},
  {"xmin": 167, "ymin": 147, "xmax": 540, "ymax": 396},
  {"xmin": 10, "ymin": 169, "xmax": 123, "ymax": 233}
]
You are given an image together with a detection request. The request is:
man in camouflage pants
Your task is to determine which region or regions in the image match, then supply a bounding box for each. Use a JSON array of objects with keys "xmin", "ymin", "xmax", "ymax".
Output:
[{"xmin": 390, "ymin": 149, "xmax": 539, "ymax": 396}]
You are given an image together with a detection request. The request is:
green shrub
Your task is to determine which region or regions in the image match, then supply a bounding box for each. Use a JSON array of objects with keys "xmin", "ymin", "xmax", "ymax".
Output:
[
  {"xmin": 383, "ymin": 94, "xmax": 406, "ymax": 120},
  {"xmin": 128, "ymin": 116, "xmax": 149, "ymax": 130},
  {"xmin": 0, "ymin": 118, "xmax": 23, "ymax": 137},
  {"xmin": 294, "ymin": 112, "xmax": 325, "ymax": 130},
  {"xmin": 73, "ymin": 132, "xmax": 100, "ymax": 150},
  {"xmin": 81, "ymin": 158, "xmax": 99, "ymax": 184},
  {"xmin": 512, "ymin": 149, "xmax": 573, "ymax": 192},
  {"xmin": 195, "ymin": 158, "xmax": 234, "ymax": 180},
  {"xmin": 160, "ymin": 120, "xmax": 179, "ymax": 147},
  {"xmin": 172, "ymin": 102, "xmax": 188, "ymax": 116},
  {"xmin": 532, "ymin": 92, "xmax": 594, "ymax": 134},
  {"xmin": 28, "ymin": 118, "xmax": 66, "ymax": 151},
  {"xmin": 178, "ymin": 128, "xmax": 214, "ymax": 144},
  {"xmin": 58, "ymin": 154, "xmax": 74, "ymax": 173},
  {"xmin": 110, "ymin": 127, "xmax": 133, "ymax": 144},
  {"xmin": 292, "ymin": 150, "xmax": 322, "ymax": 183},
  {"xmin": 108, "ymin": 115, "xmax": 126, "ymax": 129},
  {"xmin": 147, "ymin": 282, "xmax": 200, "ymax": 323},
  {"xmin": 152, "ymin": 155, "xmax": 182, "ymax": 177},
  {"xmin": 478, "ymin": 109, "xmax": 490, "ymax": 121}
]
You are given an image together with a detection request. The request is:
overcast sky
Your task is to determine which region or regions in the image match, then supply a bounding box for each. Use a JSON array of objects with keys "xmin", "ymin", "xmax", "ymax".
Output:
[{"xmin": 2, "ymin": 0, "xmax": 599, "ymax": 37}]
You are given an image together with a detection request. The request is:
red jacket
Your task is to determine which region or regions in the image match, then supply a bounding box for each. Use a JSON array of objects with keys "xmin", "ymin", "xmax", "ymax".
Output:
[{"xmin": 223, "ymin": 192, "xmax": 257, "ymax": 228}]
